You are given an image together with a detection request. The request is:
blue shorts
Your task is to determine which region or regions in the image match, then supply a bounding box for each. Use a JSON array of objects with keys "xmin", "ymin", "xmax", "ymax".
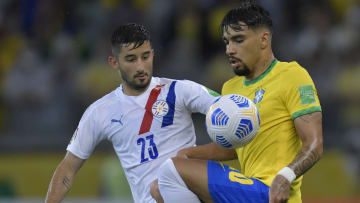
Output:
[{"xmin": 207, "ymin": 160, "xmax": 269, "ymax": 203}]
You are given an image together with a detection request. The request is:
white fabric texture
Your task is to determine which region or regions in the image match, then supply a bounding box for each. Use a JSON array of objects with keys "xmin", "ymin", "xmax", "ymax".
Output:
[{"xmin": 158, "ymin": 159, "xmax": 201, "ymax": 203}]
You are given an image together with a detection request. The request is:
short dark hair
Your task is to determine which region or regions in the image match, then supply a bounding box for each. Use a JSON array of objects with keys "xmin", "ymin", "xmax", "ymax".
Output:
[
  {"xmin": 111, "ymin": 23, "xmax": 151, "ymax": 56},
  {"xmin": 221, "ymin": 1, "xmax": 273, "ymax": 35}
]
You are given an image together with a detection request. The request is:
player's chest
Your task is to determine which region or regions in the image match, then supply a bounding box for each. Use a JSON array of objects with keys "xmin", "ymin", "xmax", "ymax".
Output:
[
  {"xmin": 235, "ymin": 83, "xmax": 284, "ymax": 117},
  {"xmin": 106, "ymin": 94, "xmax": 183, "ymax": 137}
]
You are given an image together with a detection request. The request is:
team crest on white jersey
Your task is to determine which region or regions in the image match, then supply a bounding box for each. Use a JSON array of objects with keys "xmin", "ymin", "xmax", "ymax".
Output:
[{"xmin": 152, "ymin": 100, "xmax": 169, "ymax": 118}]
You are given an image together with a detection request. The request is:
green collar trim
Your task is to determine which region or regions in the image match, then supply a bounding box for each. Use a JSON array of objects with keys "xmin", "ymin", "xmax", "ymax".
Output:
[{"xmin": 244, "ymin": 59, "xmax": 278, "ymax": 86}]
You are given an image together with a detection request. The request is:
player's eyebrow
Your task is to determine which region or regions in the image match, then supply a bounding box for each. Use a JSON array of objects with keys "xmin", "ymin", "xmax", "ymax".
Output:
[
  {"xmin": 230, "ymin": 34, "xmax": 245, "ymax": 40},
  {"xmin": 223, "ymin": 33, "xmax": 245, "ymax": 41},
  {"xmin": 124, "ymin": 54, "xmax": 136, "ymax": 58},
  {"xmin": 142, "ymin": 51, "xmax": 151, "ymax": 55}
]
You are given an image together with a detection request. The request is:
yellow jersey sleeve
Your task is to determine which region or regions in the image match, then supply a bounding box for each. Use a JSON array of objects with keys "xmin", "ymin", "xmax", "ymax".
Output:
[{"xmin": 280, "ymin": 62, "xmax": 322, "ymax": 120}]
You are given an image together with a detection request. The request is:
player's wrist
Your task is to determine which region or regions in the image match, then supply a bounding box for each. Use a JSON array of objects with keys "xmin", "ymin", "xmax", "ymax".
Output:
[{"xmin": 277, "ymin": 167, "xmax": 296, "ymax": 183}]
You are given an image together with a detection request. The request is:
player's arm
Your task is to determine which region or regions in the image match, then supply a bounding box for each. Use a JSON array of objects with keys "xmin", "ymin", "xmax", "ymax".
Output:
[
  {"xmin": 290, "ymin": 111, "xmax": 323, "ymax": 176},
  {"xmin": 45, "ymin": 151, "xmax": 86, "ymax": 203},
  {"xmin": 269, "ymin": 111, "xmax": 323, "ymax": 203},
  {"xmin": 177, "ymin": 142, "xmax": 237, "ymax": 161},
  {"xmin": 178, "ymin": 80, "xmax": 220, "ymax": 114}
]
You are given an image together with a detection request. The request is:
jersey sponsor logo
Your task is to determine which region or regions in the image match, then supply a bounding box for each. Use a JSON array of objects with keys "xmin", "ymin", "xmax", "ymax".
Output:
[
  {"xmin": 299, "ymin": 85, "xmax": 316, "ymax": 105},
  {"xmin": 254, "ymin": 88, "xmax": 265, "ymax": 104},
  {"xmin": 152, "ymin": 100, "xmax": 169, "ymax": 118},
  {"xmin": 111, "ymin": 114, "xmax": 124, "ymax": 125}
]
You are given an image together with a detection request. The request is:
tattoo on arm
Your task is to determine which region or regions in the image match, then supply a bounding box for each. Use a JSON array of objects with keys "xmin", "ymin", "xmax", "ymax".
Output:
[
  {"xmin": 288, "ymin": 147, "xmax": 321, "ymax": 177},
  {"xmin": 62, "ymin": 176, "xmax": 71, "ymax": 190},
  {"xmin": 289, "ymin": 112, "xmax": 323, "ymax": 177}
]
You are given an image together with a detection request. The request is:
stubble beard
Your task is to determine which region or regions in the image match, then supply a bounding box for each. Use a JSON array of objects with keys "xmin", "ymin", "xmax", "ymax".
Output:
[
  {"xmin": 120, "ymin": 70, "xmax": 152, "ymax": 91},
  {"xmin": 233, "ymin": 63, "xmax": 251, "ymax": 76}
]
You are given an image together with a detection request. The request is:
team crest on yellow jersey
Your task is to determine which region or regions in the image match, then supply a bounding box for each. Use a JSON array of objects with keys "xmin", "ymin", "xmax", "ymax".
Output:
[{"xmin": 254, "ymin": 88, "xmax": 265, "ymax": 104}]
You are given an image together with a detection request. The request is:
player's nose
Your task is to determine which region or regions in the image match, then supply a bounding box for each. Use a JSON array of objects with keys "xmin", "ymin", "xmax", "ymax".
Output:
[
  {"xmin": 226, "ymin": 42, "xmax": 236, "ymax": 56},
  {"xmin": 135, "ymin": 60, "xmax": 145, "ymax": 71}
]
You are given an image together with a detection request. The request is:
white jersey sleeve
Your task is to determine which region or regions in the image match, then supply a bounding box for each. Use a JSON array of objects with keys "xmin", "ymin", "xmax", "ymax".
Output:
[
  {"xmin": 176, "ymin": 80, "xmax": 219, "ymax": 114},
  {"xmin": 67, "ymin": 103, "xmax": 105, "ymax": 159}
]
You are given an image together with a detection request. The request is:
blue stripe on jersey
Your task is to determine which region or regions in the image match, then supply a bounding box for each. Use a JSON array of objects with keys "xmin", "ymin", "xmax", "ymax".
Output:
[{"xmin": 162, "ymin": 81, "xmax": 176, "ymax": 128}]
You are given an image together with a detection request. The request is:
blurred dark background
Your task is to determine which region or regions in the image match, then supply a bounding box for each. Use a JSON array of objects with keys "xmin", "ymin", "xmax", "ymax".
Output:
[{"xmin": 0, "ymin": 0, "xmax": 359, "ymax": 202}]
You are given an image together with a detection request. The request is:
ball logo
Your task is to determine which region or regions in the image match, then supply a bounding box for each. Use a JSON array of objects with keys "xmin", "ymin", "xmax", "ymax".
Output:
[{"xmin": 152, "ymin": 100, "xmax": 169, "ymax": 118}]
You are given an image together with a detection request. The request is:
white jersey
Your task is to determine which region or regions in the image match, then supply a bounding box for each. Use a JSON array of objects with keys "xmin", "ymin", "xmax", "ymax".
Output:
[{"xmin": 67, "ymin": 77, "xmax": 218, "ymax": 203}]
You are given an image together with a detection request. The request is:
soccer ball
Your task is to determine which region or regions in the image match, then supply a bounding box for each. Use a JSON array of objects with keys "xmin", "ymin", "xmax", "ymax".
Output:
[{"xmin": 205, "ymin": 94, "xmax": 260, "ymax": 148}]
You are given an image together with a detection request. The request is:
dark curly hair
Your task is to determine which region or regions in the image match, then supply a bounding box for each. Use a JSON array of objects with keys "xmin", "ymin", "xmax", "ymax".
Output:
[
  {"xmin": 111, "ymin": 23, "xmax": 151, "ymax": 56},
  {"xmin": 221, "ymin": 1, "xmax": 273, "ymax": 35}
]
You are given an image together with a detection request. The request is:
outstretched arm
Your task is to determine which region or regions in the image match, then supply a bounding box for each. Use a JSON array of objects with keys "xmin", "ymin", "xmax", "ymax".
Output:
[
  {"xmin": 177, "ymin": 142, "xmax": 237, "ymax": 160},
  {"xmin": 46, "ymin": 151, "xmax": 85, "ymax": 203},
  {"xmin": 269, "ymin": 111, "xmax": 323, "ymax": 203}
]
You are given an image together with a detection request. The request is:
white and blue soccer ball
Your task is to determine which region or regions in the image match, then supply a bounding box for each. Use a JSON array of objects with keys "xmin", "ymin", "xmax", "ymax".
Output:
[{"xmin": 206, "ymin": 94, "xmax": 260, "ymax": 148}]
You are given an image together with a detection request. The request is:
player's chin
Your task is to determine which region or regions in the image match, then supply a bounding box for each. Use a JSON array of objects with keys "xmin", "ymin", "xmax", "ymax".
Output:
[
  {"xmin": 233, "ymin": 68, "xmax": 245, "ymax": 76},
  {"xmin": 233, "ymin": 66, "xmax": 250, "ymax": 76},
  {"xmin": 134, "ymin": 79, "xmax": 150, "ymax": 89}
]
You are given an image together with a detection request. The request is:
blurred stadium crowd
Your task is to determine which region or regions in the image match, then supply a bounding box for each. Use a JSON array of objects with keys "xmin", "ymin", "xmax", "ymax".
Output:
[{"xmin": 0, "ymin": 0, "xmax": 360, "ymax": 199}]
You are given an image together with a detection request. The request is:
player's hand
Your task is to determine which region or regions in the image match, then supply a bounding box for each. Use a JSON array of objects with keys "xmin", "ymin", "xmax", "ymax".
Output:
[
  {"xmin": 269, "ymin": 175, "xmax": 291, "ymax": 203},
  {"xmin": 176, "ymin": 148, "xmax": 190, "ymax": 159}
]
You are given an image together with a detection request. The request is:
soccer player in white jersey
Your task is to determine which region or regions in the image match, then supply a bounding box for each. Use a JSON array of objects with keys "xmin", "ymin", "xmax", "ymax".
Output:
[{"xmin": 45, "ymin": 23, "xmax": 219, "ymax": 203}]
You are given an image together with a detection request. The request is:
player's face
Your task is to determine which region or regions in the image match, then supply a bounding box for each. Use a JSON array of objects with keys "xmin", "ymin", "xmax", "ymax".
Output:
[
  {"xmin": 110, "ymin": 41, "xmax": 154, "ymax": 93},
  {"xmin": 222, "ymin": 23, "xmax": 262, "ymax": 76}
]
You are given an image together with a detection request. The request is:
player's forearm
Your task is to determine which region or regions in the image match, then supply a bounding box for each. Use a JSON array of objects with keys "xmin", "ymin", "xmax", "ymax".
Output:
[
  {"xmin": 177, "ymin": 142, "xmax": 237, "ymax": 161},
  {"xmin": 288, "ymin": 142, "xmax": 322, "ymax": 178},
  {"xmin": 288, "ymin": 112, "xmax": 323, "ymax": 178},
  {"xmin": 46, "ymin": 165, "xmax": 75, "ymax": 202},
  {"xmin": 46, "ymin": 172, "xmax": 74, "ymax": 202}
]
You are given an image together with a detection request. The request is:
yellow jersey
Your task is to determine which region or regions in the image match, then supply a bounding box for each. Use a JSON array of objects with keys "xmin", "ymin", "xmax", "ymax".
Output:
[{"xmin": 222, "ymin": 59, "xmax": 321, "ymax": 202}]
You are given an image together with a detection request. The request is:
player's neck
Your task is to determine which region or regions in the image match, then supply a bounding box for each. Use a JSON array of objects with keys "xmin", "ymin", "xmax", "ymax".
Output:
[
  {"xmin": 122, "ymin": 83, "xmax": 150, "ymax": 96},
  {"xmin": 246, "ymin": 53, "xmax": 275, "ymax": 81}
]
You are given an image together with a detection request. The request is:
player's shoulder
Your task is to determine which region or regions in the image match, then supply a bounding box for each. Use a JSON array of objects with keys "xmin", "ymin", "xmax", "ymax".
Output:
[
  {"xmin": 154, "ymin": 77, "xmax": 176, "ymax": 85},
  {"xmin": 276, "ymin": 60, "xmax": 309, "ymax": 76},
  {"xmin": 84, "ymin": 89, "xmax": 120, "ymax": 116},
  {"xmin": 223, "ymin": 76, "xmax": 243, "ymax": 92},
  {"xmin": 275, "ymin": 60, "xmax": 316, "ymax": 90},
  {"xmin": 156, "ymin": 77, "xmax": 202, "ymax": 88}
]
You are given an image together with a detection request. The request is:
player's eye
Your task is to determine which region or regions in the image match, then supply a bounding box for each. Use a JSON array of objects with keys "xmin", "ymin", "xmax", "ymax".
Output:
[
  {"xmin": 234, "ymin": 37, "xmax": 244, "ymax": 44},
  {"xmin": 126, "ymin": 57, "xmax": 136, "ymax": 62},
  {"xmin": 142, "ymin": 54, "xmax": 150, "ymax": 60}
]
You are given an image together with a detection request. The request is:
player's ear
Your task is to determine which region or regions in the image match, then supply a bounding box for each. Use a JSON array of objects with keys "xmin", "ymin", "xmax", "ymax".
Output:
[
  {"xmin": 108, "ymin": 56, "xmax": 119, "ymax": 70},
  {"xmin": 260, "ymin": 31, "xmax": 271, "ymax": 49}
]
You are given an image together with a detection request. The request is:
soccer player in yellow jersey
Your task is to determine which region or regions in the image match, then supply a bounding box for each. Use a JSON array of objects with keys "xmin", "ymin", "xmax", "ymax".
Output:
[{"xmin": 150, "ymin": 1, "xmax": 323, "ymax": 203}]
